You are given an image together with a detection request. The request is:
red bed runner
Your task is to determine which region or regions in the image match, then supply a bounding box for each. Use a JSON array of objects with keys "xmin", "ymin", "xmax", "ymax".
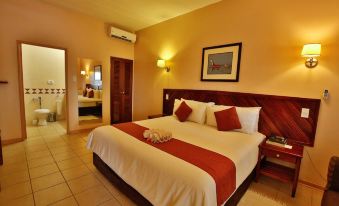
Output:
[{"xmin": 113, "ymin": 122, "xmax": 236, "ymax": 205}]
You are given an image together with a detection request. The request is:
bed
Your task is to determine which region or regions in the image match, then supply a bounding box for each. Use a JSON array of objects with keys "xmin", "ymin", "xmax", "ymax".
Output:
[
  {"xmin": 87, "ymin": 89, "xmax": 320, "ymax": 206},
  {"xmin": 88, "ymin": 116, "xmax": 265, "ymax": 205},
  {"xmin": 78, "ymin": 95, "xmax": 102, "ymax": 116}
]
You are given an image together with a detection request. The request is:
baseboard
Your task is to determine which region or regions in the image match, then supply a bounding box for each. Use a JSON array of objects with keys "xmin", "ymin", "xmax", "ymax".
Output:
[
  {"xmin": 1, "ymin": 137, "xmax": 23, "ymax": 145},
  {"xmin": 299, "ymin": 179, "xmax": 325, "ymax": 190}
]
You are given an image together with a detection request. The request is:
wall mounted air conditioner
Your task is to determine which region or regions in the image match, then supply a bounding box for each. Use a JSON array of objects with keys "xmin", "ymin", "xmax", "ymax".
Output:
[{"xmin": 110, "ymin": 27, "xmax": 136, "ymax": 43}]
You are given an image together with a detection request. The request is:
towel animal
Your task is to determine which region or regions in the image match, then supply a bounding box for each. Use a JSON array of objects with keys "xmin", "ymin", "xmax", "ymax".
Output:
[{"xmin": 143, "ymin": 129, "xmax": 172, "ymax": 143}]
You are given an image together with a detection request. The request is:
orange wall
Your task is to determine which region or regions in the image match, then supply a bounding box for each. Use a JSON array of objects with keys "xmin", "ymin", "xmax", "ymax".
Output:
[
  {"xmin": 0, "ymin": 0, "xmax": 134, "ymax": 140},
  {"xmin": 134, "ymin": 0, "xmax": 339, "ymax": 186}
]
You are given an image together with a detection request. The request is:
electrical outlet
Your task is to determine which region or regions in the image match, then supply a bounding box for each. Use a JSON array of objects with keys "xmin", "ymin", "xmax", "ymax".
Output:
[
  {"xmin": 165, "ymin": 94, "xmax": 169, "ymax": 100},
  {"xmin": 301, "ymin": 108, "xmax": 310, "ymax": 118}
]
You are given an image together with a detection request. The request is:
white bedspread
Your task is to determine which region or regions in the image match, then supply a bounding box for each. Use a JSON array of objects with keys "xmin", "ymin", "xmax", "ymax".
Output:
[{"xmin": 87, "ymin": 116, "xmax": 265, "ymax": 206}]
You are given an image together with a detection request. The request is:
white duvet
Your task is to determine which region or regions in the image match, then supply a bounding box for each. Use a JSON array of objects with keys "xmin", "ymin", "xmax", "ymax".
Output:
[{"xmin": 87, "ymin": 116, "xmax": 265, "ymax": 206}]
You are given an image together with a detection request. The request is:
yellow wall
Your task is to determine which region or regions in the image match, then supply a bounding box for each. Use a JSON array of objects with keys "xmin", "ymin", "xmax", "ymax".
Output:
[
  {"xmin": 0, "ymin": 0, "xmax": 134, "ymax": 140},
  {"xmin": 134, "ymin": 0, "xmax": 339, "ymax": 186}
]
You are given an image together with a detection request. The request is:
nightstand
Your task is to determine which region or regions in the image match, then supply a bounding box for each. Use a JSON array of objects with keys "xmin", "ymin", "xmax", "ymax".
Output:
[
  {"xmin": 148, "ymin": 114, "xmax": 168, "ymax": 119},
  {"xmin": 256, "ymin": 139, "xmax": 304, "ymax": 197}
]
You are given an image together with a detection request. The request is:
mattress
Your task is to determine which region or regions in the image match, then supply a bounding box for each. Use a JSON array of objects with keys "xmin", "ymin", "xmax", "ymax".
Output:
[{"xmin": 87, "ymin": 116, "xmax": 265, "ymax": 206}]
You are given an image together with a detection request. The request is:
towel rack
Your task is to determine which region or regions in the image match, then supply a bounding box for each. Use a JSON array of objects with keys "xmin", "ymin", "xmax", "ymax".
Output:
[{"xmin": 0, "ymin": 81, "xmax": 8, "ymax": 84}]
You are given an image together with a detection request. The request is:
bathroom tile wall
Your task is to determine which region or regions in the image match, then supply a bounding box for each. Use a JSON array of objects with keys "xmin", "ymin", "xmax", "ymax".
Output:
[{"xmin": 22, "ymin": 44, "xmax": 66, "ymax": 125}]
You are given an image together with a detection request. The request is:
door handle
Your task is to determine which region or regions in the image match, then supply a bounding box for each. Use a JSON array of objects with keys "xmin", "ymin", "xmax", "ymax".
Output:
[{"xmin": 120, "ymin": 91, "xmax": 126, "ymax": 95}]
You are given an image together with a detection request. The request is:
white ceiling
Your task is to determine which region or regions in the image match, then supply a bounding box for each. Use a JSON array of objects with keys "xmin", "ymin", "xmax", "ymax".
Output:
[{"xmin": 41, "ymin": 0, "xmax": 221, "ymax": 32}]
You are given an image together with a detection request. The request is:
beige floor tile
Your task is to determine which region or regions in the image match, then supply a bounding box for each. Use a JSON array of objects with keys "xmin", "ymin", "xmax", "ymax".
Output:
[
  {"xmin": 28, "ymin": 155, "xmax": 55, "ymax": 168},
  {"xmin": 50, "ymin": 146, "xmax": 73, "ymax": 155},
  {"xmin": 34, "ymin": 183, "xmax": 72, "ymax": 206},
  {"xmin": 24, "ymin": 138, "xmax": 46, "ymax": 146},
  {"xmin": 29, "ymin": 163, "xmax": 59, "ymax": 178},
  {"xmin": 276, "ymin": 183, "xmax": 313, "ymax": 206},
  {"xmin": 52, "ymin": 151, "xmax": 77, "ymax": 162},
  {"xmin": 26, "ymin": 150, "xmax": 52, "ymax": 160},
  {"xmin": 113, "ymin": 192, "xmax": 137, "ymax": 206},
  {"xmin": 0, "ymin": 181, "xmax": 32, "ymax": 203},
  {"xmin": 57, "ymin": 157, "xmax": 84, "ymax": 170},
  {"xmin": 0, "ymin": 170, "xmax": 30, "ymax": 188},
  {"xmin": 3, "ymin": 153, "xmax": 27, "ymax": 165},
  {"xmin": 99, "ymin": 198, "xmax": 122, "ymax": 206},
  {"xmin": 67, "ymin": 173, "xmax": 101, "ymax": 194},
  {"xmin": 249, "ymin": 180, "xmax": 279, "ymax": 199},
  {"xmin": 79, "ymin": 153, "xmax": 93, "ymax": 164},
  {"xmin": 75, "ymin": 185, "xmax": 112, "ymax": 206},
  {"xmin": 0, "ymin": 162, "xmax": 28, "ymax": 176},
  {"xmin": 50, "ymin": 196, "xmax": 78, "ymax": 206},
  {"xmin": 61, "ymin": 165, "xmax": 91, "ymax": 180},
  {"xmin": 5, "ymin": 194, "xmax": 35, "ymax": 206},
  {"xmin": 31, "ymin": 172, "xmax": 65, "ymax": 192},
  {"xmin": 25, "ymin": 144, "xmax": 49, "ymax": 153},
  {"xmin": 73, "ymin": 147, "xmax": 92, "ymax": 156}
]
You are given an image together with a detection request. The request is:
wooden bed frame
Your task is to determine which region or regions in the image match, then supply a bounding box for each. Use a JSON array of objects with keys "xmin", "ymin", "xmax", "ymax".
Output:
[{"xmin": 93, "ymin": 89, "xmax": 321, "ymax": 205}]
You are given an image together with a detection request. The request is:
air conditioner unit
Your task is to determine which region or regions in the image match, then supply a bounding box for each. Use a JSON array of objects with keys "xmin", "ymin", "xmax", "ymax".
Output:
[{"xmin": 110, "ymin": 27, "xmax": 136, "ymax": 43}]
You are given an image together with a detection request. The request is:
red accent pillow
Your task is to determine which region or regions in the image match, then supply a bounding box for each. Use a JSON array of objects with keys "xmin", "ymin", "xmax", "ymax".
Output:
[
  {"xmin": 175, "ymin": 101, "xmax": 192, "ymax": 122},
  {"xmin": 214, "ymin": 107, "xmax": 242, "ymax": 131},
  {"xmin": 88, "ymin": 90, "xmax": 94, "ymax": 98}
]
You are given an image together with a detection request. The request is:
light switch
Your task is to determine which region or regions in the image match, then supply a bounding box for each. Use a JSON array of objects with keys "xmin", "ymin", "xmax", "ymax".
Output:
[
  {"xmin": 165, "ymin": 94, "xmax": 169, "ymax": 100},
  {"xmin": 301, "ymin": 108, "xmax": 310, "ymax": 118}
]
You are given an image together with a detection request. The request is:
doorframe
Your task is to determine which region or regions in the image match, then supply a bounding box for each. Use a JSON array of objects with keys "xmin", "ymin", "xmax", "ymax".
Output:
[
  {"xmin": 110, "ymin": 56, "xmax": 134, "ymax": 124},
  {"xmin": 17, "ymin": 41, "xmax": 70, "ymax": 140}
]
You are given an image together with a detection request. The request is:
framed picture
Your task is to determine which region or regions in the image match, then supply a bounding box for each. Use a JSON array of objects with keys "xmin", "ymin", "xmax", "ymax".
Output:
[
  {"xmin": 94, "ymin": 65, "xmax": 102, "ymax": 81},
  {"xmin": 200, "ymin": 42, "xmax": 242, "ymax": 82}
]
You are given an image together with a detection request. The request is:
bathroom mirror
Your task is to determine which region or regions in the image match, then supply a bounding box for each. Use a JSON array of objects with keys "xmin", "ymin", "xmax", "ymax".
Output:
[{"xmin": 77, "ymin": 58, "xmax": 103, "ymax": 124}]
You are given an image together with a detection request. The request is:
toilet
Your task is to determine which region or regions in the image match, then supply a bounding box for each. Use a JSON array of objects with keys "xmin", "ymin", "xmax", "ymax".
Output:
[{"xmin": 34, "ymin": 109, "xmax": 50, "ymax": 126}]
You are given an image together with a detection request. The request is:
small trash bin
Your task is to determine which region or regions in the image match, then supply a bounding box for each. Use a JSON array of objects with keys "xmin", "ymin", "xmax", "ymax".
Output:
[{"xmin": 47, "ymin": 112, "xmax": 56, "ymax": 122}]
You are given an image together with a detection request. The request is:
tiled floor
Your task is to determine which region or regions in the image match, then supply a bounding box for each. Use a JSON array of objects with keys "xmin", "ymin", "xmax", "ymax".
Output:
[{"xmin": 0, "ymin": 122, "xmax": 323, "ymax": 206}]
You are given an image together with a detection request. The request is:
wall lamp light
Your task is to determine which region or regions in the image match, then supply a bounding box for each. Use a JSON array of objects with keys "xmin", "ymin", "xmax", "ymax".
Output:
[
  {"xmin": 301, "ymin": 43, "xmax": 321, "ymax": 68},
  {"xmin": 80, "ymin": 70, "xmax": 88, "ymax": 77},
  {"xmin": 157, "ymin": 59, "xmax": 170, "ymax": 72}
]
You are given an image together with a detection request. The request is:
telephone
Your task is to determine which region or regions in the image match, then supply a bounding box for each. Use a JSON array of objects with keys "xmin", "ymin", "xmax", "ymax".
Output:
[{"xmin": 268, "ymin": 135, "xmax": 287, "ymax": 144}]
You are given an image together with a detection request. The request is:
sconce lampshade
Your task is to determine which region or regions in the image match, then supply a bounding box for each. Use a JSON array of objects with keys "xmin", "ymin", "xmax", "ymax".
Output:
[
  {"xmin": 301, "ymin": 44, "xmax": 321, "ymax": 57},
  {"xmin": 80, "ymin": 70, "xmax": 86, "ymax": 75},
  {"xmin": 157, "ymin": 59, "xmax": 166, "ymax": 68}
]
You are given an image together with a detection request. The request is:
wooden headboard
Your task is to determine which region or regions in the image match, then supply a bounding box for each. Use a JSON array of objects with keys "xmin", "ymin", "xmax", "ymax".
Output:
[{"xmin": 163, "ymin": 89, "xmax": 320, "ymax": 147}]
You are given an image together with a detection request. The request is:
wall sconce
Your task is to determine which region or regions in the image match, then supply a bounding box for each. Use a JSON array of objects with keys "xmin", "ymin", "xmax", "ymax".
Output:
[
  {"xmin": 301, "ymin": 43, "xmax": 321, "ymax": 68},
  {"xmin": 157, "ymin": 59, "xmax": 170, "ymax": 72},
  {"xmin": 80, "ymin": 70, "xmax": 88, "ymax": 77}
]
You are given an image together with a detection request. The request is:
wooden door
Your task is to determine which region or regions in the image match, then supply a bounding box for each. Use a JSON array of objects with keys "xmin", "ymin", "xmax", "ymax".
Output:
[{"xmin": 110, "ymin": 57, "xmax": 133, "ymax": 124}]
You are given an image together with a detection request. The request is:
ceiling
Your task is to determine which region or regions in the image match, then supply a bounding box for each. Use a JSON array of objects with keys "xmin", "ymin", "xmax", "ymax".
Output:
[{"xmin": 41, "ymin": 0, "xmax": 221, "ymax": 32}]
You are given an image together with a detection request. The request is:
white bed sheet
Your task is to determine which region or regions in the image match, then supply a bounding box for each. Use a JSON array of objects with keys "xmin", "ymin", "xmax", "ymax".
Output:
[
  {"xmin": 78, "ymin": 95, "xmax": 102, "ymax": 108},
  {"xmin": 87, "ymin": 116, "xmax": 265, "ymax": 206}
]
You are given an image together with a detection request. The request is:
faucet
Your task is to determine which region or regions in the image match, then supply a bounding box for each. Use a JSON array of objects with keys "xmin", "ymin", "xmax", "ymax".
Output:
[{"xmin": 38, "ymin": 96, "xmax": 42, "ymax": 109}]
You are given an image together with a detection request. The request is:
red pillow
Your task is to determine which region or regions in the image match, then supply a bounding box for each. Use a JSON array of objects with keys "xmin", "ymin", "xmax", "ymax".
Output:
[
  {"xmin": 88, "ymin": 90, "xmax": 94, "ymax": 98},
  {"xmin": 175, "ymin": 101, "xmax": 192, "ymax": 122},
  {"xmin": 214, "ymin": 107, "xmax": 242, "ymax": 131}
]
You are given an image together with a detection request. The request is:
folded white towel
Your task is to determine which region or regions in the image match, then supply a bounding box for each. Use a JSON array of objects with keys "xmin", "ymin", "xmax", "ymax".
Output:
[{"xmin": 143, "ymin": 129, "xmax": 172, "ymax": 143}]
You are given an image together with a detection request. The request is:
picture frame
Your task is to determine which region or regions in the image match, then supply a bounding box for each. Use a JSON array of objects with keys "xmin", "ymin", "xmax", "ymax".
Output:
[
  {"xmin": 94, "ymin": 65, "xmax": 102, "ymax": 81},
  {"xmin": 200, "ymin": 42, "xmax": 242, "ymax": 82}
]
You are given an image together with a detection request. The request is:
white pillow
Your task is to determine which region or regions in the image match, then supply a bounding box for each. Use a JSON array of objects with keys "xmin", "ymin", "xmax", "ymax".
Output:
[
  {"xmin": 234, "ymin": 107, "xmax": 261, "ymax": 134},
  {"xmin": 173, "ymin": 99, "xmax": 214, "ymax": 124},
  {"xmin": 206, "ymin": 104, "xmax": 261, "ymax": 134}
]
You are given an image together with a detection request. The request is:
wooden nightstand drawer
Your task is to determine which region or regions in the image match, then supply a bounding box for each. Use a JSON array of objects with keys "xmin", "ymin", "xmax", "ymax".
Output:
[{"xmin": 262, "ymin": 148, "xmax": 296, "ymax": 163}]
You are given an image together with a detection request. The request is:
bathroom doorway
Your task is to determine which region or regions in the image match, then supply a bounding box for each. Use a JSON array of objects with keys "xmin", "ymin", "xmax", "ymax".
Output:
[{"xmin": 17, "ymin": 41, "xmax": 69, "ymax": 140}]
